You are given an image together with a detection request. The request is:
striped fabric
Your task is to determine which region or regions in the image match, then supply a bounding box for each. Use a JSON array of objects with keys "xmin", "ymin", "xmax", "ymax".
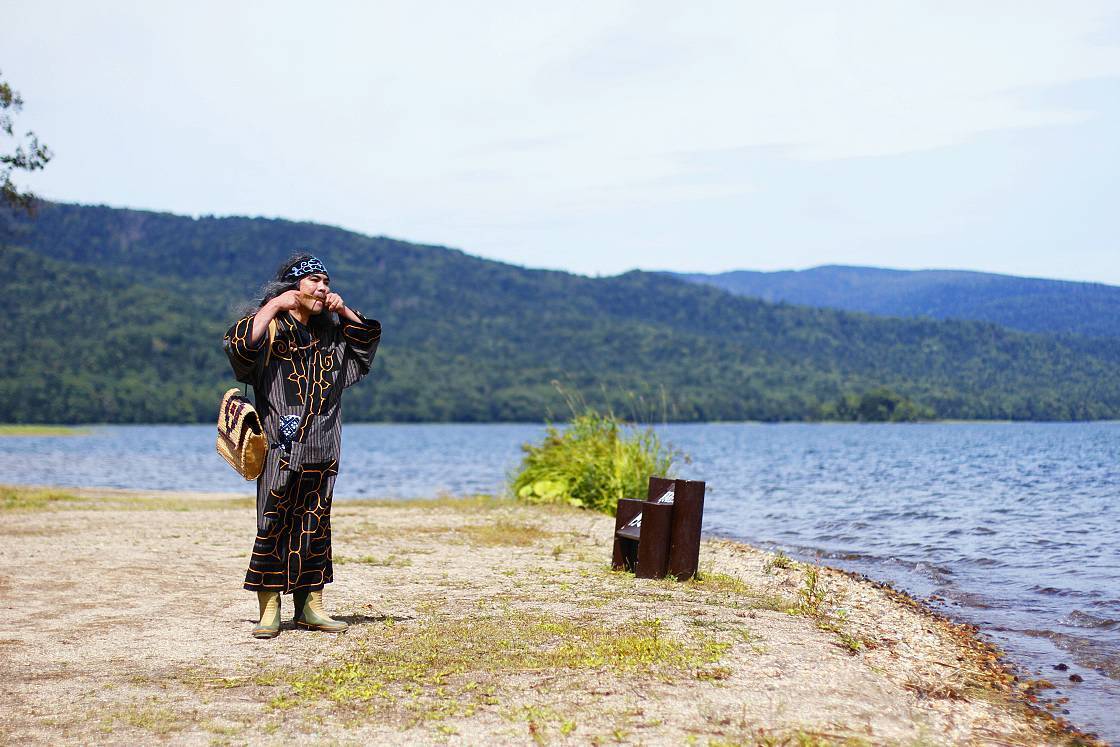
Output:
[{"xmin": 224, "ymin": 309, "xmax": 380, "ymax": 593}]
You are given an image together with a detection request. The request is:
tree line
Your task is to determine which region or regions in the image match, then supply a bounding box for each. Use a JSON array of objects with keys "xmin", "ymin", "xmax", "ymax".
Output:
[{"xmin": 3, "ymin": 203, "xmax": 1120, "ymax": 424}]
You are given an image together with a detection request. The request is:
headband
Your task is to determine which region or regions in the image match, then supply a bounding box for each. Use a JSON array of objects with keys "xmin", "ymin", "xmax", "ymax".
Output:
[{"xmin": 282, "ymin": 257, "xmax": 329, "ymax": 282}]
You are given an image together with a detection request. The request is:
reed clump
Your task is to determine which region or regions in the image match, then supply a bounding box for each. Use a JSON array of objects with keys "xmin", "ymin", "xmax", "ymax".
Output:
[{"xmin": 510, "ymin": 408, "xmax": 679, "ymax": 515}]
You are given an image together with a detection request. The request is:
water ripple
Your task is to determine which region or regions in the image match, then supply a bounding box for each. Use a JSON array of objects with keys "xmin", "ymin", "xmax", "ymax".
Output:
[{"xmin": 1, "ymin": 421, "xmax": 1117, "ymax": 741}]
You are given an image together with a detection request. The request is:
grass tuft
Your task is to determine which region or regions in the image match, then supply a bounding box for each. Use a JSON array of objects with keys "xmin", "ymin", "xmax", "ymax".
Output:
[
  {"xmin": 790, "ymin": 567, "xmax": 869, "ymax": 655},
  {"xmin": 797, "ymin": 565, "xmax": 829, "ymax": 615},
  {"xmin": 691, "ymin": 571, "xmax": 749, "ymax": 595},
  {"xmin": 762, "ymin": 550, "xmax": 795, "ymax": 574}
]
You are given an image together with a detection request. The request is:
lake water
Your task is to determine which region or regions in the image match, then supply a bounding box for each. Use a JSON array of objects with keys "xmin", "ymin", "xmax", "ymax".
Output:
[{"xmin": 2, "ymin": 421, "xmax": 1117, "ymax": 741}]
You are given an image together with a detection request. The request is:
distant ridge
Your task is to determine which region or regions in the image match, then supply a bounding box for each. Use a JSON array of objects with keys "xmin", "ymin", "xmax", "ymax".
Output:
[
  {"xmin": 3, "ymin": 202, "xmax": 1120, "ymax": 423},
  {"xmin": 673, "ymin": 265, "xmax": 1120, "ymax": 338}
]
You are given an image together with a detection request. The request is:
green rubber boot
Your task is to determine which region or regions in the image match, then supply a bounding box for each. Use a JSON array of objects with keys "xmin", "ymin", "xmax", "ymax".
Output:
[
  {"xmin": 293, "ymin": 589, "xmax": 348, "ymax": 633},
  {"xmin": 252, "ymin": 591, "xmax": 281, "ymax": 639}
]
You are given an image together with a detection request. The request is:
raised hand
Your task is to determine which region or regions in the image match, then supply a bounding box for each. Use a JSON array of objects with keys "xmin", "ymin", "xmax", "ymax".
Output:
[{"xmin": 270, "ymin": 289, "xmax": 305, "ymax": 312}]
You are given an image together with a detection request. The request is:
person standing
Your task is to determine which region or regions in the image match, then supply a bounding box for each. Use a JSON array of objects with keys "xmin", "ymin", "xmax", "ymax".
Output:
[{"xmin": 224, "ymin": 254, "xmax": 380, "ymax": 638}]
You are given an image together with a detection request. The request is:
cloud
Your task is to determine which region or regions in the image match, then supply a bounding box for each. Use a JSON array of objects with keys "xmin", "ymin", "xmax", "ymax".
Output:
[{"xmin": 3, "ymin": 1, "xmax": 1119, "ymax": 281}]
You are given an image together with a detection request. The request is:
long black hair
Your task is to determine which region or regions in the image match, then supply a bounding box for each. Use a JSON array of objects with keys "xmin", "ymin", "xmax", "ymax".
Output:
[{"xmin": 238, "ymin": 252, "xmax": 339, "ymax": 335}]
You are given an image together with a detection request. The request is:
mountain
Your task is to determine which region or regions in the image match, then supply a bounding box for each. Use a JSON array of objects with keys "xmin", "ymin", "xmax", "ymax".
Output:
[
  {"xmin": 673, "ymin": 266, "xmax": 1120, "ymax": 338},
  {"xmin": 3, "ymin": 202, "xmax": 1120, "ymax": 423}
]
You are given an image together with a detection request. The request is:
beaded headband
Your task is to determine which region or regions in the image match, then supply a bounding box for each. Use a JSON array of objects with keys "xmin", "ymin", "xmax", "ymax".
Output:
[{"xmin": 282, "ymin": 257, "xmax": 329, "ymax": 282}]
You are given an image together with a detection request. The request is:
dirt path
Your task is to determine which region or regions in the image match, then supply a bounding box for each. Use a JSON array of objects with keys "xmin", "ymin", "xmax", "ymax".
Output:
[{"xmin": 0, "ymin": 486, "xmax": 1088, "ymax": 745}]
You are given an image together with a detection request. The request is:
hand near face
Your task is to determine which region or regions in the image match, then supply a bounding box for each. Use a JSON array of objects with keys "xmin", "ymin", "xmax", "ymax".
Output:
[
  {"xmin": 271, "ymin": 289, "xmax": 304, "ymax": 312},
  {"xmin": 265, "ymin": 283, "xmax": 347, "ymax": 319}
]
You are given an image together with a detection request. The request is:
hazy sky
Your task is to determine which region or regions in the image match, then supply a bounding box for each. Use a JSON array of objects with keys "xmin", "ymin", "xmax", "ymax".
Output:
[{"xmin": 3, "ymin": 1, "xmax": 1119, "ymax": 283}]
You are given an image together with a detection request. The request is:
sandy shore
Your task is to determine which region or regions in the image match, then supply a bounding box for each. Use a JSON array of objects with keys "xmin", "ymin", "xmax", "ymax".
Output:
[{"xmin": 0, "ymin": 485, "xmax": 1095, "ymax": 745}]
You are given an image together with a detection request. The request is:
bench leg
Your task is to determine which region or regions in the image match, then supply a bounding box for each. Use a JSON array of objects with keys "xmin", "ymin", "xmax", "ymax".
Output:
[
  {"xmin": 636, "ymin": 502, "xmax": 673, "ymax": 579},
  {"xmin": 668, "ymin": 479, "xmax": 705, "ymax": 580},
  {"xmin": 612, "ymin": 499, "xmax": 644, "ymax": 571}
]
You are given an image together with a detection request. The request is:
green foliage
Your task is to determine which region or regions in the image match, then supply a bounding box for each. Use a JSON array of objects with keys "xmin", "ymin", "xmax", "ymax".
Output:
[
  {"xmin": 4, "ymin": 201, "xmax": 1120, "ymax": 424},
  {"xmin": 511, "ymin": 408, "xmax": 678, "ymax": 515},
  {"xmin": 1, "ymin": 70, "xmax": 51, "ymax": 214},
  {"xmin": 819, "ymin": 387, "xmax": 935, "ymax": 422}
]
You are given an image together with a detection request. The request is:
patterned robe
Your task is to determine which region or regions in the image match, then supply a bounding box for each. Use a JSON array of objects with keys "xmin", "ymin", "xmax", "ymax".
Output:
[{"xmin": 224, "ymin": 309, "xmax": 380, "ymax": 593}]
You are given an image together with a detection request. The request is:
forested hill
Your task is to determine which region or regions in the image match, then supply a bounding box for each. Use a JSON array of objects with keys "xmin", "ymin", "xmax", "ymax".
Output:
[
  {"xmin": 674, "ymin": 266, "xmax": 1120, "ymax": 338},
  {"xmin": 3, "ymin": 201, "xmax": 1120, "ymax": 424}
]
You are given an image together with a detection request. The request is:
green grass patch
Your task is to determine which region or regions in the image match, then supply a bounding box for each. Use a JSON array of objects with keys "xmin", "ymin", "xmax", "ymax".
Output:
[
  {"xmin": 99, "ymin": 703, "xmax": 184, "ymax": 736},
  {"xmin": 0, "ymin": 486, "xmax": 83, "ymax": 511},
  {"xmin": 0, "ymin": 424, "xmax": 91, "ymax": 436},
  {"xmin": 276, "ymin": 608, "xmax": 728, "ymax": 727},
  {"xmin": 334, "ymin": 554, "xmax": 413, "ymax": 567},
  {"xmin": 688, "ymin": 571, "xmax": 798, "ymax": 612},
  {"xmin": 0, "ymin": 485, "xmax": 253, "ymax": 513}
]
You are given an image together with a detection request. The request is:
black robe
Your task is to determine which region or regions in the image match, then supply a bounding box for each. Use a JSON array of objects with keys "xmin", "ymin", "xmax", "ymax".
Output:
[{"xmin": 223, "ymin": 309, "xmax": 380, "ymax": 593}]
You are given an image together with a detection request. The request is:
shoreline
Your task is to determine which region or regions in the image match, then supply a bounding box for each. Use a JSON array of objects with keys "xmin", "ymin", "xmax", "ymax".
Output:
[
  {"xmin": 3, "ymin": 420, "xmax": 1120, "ymax": 433},
  {"xmin": 0, "ymin": 484, "xmax": 1102, "ymax": 745}
]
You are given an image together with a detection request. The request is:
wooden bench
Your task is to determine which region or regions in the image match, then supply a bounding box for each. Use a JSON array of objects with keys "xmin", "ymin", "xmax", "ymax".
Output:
[{"xmin": 612, "ymin": 476, "xmax": 706, "ymax": 580}]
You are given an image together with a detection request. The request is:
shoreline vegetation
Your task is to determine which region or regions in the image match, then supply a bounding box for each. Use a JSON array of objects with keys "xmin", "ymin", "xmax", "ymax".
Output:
[
  {"xmin": 0, "ymin": 484, "xmax": 1099, "ymax": 745},
  {"xmin": 10, "ymin": 417, "xmax": 1117, "ymax": 433},
  {"xmin": 512, "ymin": 409, "xmax": 679, "ymax": 513},
  {"xmin": 0, "ymin": 424, "xmax": 91, "ymax": 436}
]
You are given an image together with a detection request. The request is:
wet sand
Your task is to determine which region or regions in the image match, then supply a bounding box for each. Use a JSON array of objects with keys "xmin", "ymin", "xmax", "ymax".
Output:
[{"xmin": 0, "ymin": 485, "xmax": 1098, "ymax": 745}]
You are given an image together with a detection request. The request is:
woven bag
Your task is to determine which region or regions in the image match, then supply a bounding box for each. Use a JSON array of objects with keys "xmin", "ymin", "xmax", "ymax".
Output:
[
  {"xmin": 216, "ymin": 388, "xmax": 268, "ymax": 480},
  {"xmin": 215, "ymin": 319, "xmax": 276, "ymax": 480}
]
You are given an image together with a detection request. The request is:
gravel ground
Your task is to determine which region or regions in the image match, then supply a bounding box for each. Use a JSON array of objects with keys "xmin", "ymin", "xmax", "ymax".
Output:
[{"xmin": 0, "ymin": 486, "xmax": 1092, "ymax": 746}]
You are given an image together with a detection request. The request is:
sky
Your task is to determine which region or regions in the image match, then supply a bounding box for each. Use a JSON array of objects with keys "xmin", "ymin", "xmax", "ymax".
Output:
[{"xmin": 3, "ymin": 1, "xmax": 1119, "ymax": 284}]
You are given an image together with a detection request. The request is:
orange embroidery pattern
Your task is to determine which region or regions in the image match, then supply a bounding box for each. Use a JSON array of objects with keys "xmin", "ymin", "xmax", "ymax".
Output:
[
  {"xmin": 265, "ymin": 317, "xmax": 335, "ymax": 443},
  {"xmin": 269, "ymin": 317, "xmax": 311, "ymax": 406},
  {"xmin": 224, "ymin": 316, "xmax": 259, "ymax": 367},
  {"xmin": 244, "ymin": 460, "xmax": 339, "ymax": 593}
]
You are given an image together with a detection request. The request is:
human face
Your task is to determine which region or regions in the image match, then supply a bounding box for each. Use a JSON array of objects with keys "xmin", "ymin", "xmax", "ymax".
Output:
[{"xmin": 298, "ymin": 273, "xmax": 330, "ymax": 315}]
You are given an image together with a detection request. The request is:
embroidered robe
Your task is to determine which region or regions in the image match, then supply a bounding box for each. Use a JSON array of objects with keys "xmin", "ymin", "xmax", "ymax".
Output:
[{"xmin": 223, "ymin": 309, "xmax": 380, "ymax": 592}]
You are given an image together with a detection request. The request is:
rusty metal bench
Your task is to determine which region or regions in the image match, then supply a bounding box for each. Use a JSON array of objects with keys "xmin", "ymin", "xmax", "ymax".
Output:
[{"xmin": 611, "ymin": 476, "xmax": 706, "ymax": 580}]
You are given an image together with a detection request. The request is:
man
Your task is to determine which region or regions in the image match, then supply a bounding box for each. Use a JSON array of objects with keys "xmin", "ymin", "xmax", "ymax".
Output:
[{"xmin": 224, "ymin": 254, "xmax": 380, "ymax": 638}]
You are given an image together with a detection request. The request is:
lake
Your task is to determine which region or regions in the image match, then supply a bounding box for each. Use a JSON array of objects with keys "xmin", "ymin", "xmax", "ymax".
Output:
[{"xmin": 2, "ymin": 421, "xmax": 1117, "ymax": 741}]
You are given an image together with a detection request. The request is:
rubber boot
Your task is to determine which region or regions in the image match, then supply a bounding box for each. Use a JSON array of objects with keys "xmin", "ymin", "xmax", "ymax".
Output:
[
  {"xmin": 252, "ymin": 591, "xmax": 281, "ymax": 639},
  {"xmin": 293, "ymin": 589, "xmax": 348, "ymax": 633}
]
